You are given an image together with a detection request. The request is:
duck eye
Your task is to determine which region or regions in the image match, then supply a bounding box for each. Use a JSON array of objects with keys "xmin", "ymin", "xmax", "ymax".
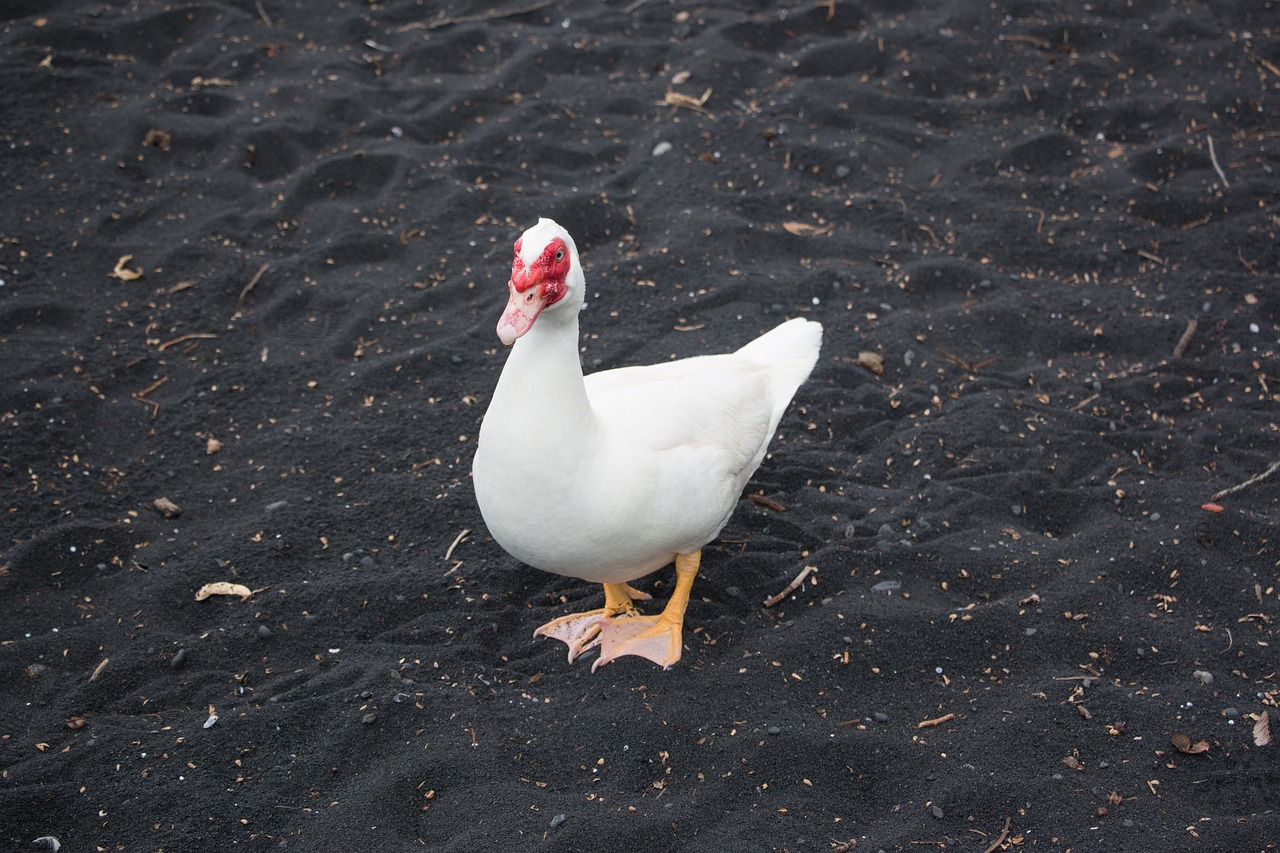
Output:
[{"xmin": 555, "ymin": 248, "xmax": 564, "ymax": 262}]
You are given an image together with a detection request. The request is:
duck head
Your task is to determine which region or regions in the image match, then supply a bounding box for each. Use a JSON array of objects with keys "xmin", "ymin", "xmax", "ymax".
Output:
[{"xmin": 496, "ymin": 218, "xmax": 584, "ymax": 345}]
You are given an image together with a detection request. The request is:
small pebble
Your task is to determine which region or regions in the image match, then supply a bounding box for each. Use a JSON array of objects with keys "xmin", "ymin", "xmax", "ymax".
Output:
[
  {"xmin": 931, "ymin": 805, "xmax": 944, "ymax": 819},
  {"xmin": 265, "ymin": 500, "xmax": 289, "ymax": 514},
  {"xmin": 360, "ymin": 556, "xmax": 376, "ymax": 569},
  {"xmin": 549, "ymin": 814, "xmax": 567, "ymax": 830},
  {"xmin": 652, "ymin": 141, "xmax": 673, "ymax": 156},
  {"xmin": 1224, "ymin": 707, "xmax": 1239, "ymax": 718},
  {"xmin": 872, "ymin": 712, "xmax": 889, "ymax": 723},
  {"xmin": 1192, "ymin": 670, "xmax": 1213, "ymax": 685},
  {"xmin": 1024, "ymin": 628, "xmax": 1037, "ymax": 637},
  {"xmin": 257, "ymin": 625, "xmax": 272, "ymax": 640},
  {"xmin": 359, "ymin": 690, "xmax": 372, "ymax": 700},
  {"xmin": 361, "ymin": 713, "xmax": 377, "ymax": 725},
  {"xmin": 871, "ymin": 579, "xmax": 901, "ymax": 594},
  {"xmin": 169, "ymin": 649, "xmax": 187, "ymax": 670},
  {"xmin": 725, "ymin": 586, "xmax": 741, "ymax": 598},
  {"xmin": 767, "ymin": 725, "xmax": 781, "ymax": 735}
]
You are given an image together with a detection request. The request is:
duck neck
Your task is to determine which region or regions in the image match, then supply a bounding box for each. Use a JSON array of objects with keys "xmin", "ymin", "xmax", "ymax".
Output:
[{"xmin": 493, "ymin": 309, "xmax": 593, "ymax": 427}]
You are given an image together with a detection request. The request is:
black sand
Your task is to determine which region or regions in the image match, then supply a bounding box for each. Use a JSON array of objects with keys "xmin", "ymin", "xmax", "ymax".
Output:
[{"xmin": 2, "ymin": 1, "xmax": 1279, "ymax": 850}]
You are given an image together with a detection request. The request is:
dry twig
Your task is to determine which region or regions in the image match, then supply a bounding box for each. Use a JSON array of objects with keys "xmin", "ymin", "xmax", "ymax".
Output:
[
  {"xmin": 238, "ymin": 263, "xmax": 270, "ymax": 306},
  {"xmin": 1211, "ymin": 459, "xmax": 1280, "ymax": 502},
  {"xmin": 1206, "ymin": 134, "xmax": 1230, "ymax": 188},
  {"xmin": 132, "ymin": 376, "xmax": 169, "ymax": 418},
  {"xmin": 1172, "ymin": 318, "xmax": 1197, "ymax": 358},
  {"xmin": 444, "ymin": 528, "xmax": 471, "ymax": 562},
  {"xmin": 748, "ymin": 493, "xmax": 786, "ymax": 512},
  {"xmin": 763, "ymin": 565, "xmax": 815, "ymax": 607},
  {"xmin": 398, "ymin": 0, "xmax": 554, "ymax": 31},
  {"xmin": 982, "ymin": 817, "xmax": 1012, "ymax": 853},
  {"xmin": 158, "ymin": 333, "xmax": 217, "ymax": 351},
  {"xmin": 89, "ymin": 657, "xmax": 110, "ymax": 682}
]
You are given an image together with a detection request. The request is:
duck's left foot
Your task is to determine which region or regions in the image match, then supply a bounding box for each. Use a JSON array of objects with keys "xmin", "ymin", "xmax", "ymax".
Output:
[
  {"xmin": 592, "ymin": 614, "xmax": 684, "ymax": 671},
  {"xmin": 590, "ymin": 550, "xmax": 701, "ymax": 672}
]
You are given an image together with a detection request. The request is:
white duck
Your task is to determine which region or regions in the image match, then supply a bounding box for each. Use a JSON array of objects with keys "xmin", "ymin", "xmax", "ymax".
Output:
[{"xmin": 473, "ymin": 218, "xmax": 822, "ymax": 670}]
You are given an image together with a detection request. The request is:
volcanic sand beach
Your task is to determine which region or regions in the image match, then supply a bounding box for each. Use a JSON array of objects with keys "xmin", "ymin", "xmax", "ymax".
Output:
[{"xmin": 2, "ymin": 1, "xmax": 1279, "ymax": 849}]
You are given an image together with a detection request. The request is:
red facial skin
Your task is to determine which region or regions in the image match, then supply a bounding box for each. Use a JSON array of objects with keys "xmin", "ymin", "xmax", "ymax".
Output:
[
  {"xmin": 496, "ymin": 235, "xmax": 571, "ymax": 344},
  {"xmin": 511, "ymin": 236, "xmax": 570, "ymax": 305}
]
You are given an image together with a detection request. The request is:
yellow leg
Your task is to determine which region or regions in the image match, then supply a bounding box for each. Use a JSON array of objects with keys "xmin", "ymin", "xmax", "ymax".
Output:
[
  {"xmin": 533, "ymin": 581, "xmax": 650, "ymax": 663},
  {"xmin": 592, "ymin": 551, "xmax": 700, "ymax": 671}
]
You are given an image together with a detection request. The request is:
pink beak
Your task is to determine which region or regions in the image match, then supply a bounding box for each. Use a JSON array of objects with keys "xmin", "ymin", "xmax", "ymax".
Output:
[{"xmin": 496, "ymin": 278, "xmax": 547, "ymax": 345}]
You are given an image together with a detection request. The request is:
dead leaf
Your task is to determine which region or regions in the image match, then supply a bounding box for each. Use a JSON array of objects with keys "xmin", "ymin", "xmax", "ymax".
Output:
[
  {"xmin": 1171, "ymin": 732, "xmax": 1209, "ymax": 754},
  {"xmin": 1254, "ymin": 711, "xmax": 1272, "ymax": 747},
  {"xmin": 109, "ymin": 255, "xmax": 143, "ymax": 281},
  {"xmin": 1063, "ymin": 754, "xmax": 1084, "ymax": 771},
  {"xmin": 206, "ymin": 436, "xmax": 222, "ymax": 455},
  {"xmin": 662, "ymin": 87, "xmax": 712, "ymax": 112},
  {"xmin": 782, "ymin": 221, "xmax": 833, "ymax": 237},
  {"xmin": 857, "ymin": 351, "xmax": 884, "ymax": 376},
  {"xmin": 195, "ymin": 582, "xmax": 253, "ymax": 602},
  {"xmin": 153, "ymin": 497, "xmax": 182, "ymax": 519},
  {"xmin": 143, "ymin": 128, "xmax": 172, "ymax": 150},
  {"xmin": 190, "ymin": 76, "xmax": 235, "ymax": 88}
]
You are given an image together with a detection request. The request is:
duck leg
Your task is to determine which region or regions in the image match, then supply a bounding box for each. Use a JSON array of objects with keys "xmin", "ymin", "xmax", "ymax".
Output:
[
  {"xmin": 592, "ymin": 551, "xmax": 700, "ymax": 671},
  {"xmin": 534, "ymin": 582, "xmax": 651, "ymax": 663}
]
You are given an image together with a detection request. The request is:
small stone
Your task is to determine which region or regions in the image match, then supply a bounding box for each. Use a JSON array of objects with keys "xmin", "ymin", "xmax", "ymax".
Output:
[
  {"xmin": 767, "ymin": 725, "xmax": 781, "ymax": 735},
  {"xmin": 1024, "ymin": 628, "xmax": 1037, "ymax": 637},
  {"xmin": 360, "ymin": 556, "xmax": 376, "ymax": 569},
  {"xmin": 1224, "ymin": 707, "xmax": 1239, "ymax": 718},
  {"xmin": 257, "ymin": 625, "xmax": 272, "ymax": 640},
  {"xmin": 169, "ymin": 649, "xmax": 187, "ymax": 670},
  {"xmin": 549, "ymin": 814, "xmax": 567, "ymax": 830},
  {"xmin": 361, "ymin": 713, "xmax": 377, "ymax": 725},
  {"xmin": 652, "ymin": 141, "xmax": 673, "ymax": 156},
  {"xmin": 931, "ymin": 805, "xmax": 944, "ymax": 820},
  {"xmin": 872, "ymin": 712, "xmax": 889, "ymax": 723},
  {"xmin": 1192, "ymin": 670, "xmax": 1213, "ymax": 685},
  {"xmin": 871, "ymin": 579, "xmax": 901, "ymax": 594},
  {"xmin": 359, "ymin": 691, "xmax": 372, "ymax": 700},
  {"xmin": 725, "ymin": 586, "xmax": 741, "ymax": 598},
  {"xmin": 265, "ymin": 500, "xmax": 289, "ymax": 514}
]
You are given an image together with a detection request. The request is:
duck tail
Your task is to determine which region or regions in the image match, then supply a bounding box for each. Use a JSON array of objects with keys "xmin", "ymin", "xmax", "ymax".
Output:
[{"xmin": 735, "ymin": 317, "xmax": 823, "ymax": 398}]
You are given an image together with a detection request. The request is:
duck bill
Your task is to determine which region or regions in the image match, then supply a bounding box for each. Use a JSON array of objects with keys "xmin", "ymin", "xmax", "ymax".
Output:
[{"xmin": 496, "ymin": 279, "xmax": 546, "ymax": 345}]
